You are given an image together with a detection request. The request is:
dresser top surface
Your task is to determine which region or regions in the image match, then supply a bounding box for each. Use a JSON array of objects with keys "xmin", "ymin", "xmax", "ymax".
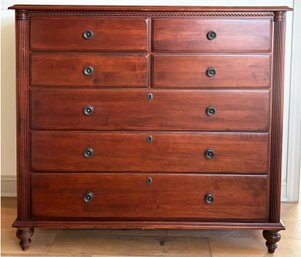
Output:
[{"xmin": 8, "ymin": 5, "xmax": 292, "ymax": 12}]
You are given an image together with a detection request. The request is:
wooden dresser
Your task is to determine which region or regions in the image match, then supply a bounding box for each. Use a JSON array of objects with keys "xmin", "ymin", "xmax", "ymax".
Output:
[{"xmin": 9, "ymin": 5, "xmax": 291, "ymax": 253}]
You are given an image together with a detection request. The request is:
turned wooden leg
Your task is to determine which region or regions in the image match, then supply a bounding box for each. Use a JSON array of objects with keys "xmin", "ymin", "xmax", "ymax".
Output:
[
  {"xmin": 263, "ymin": 230, "xmax": 281, "ymax": 253},
  {"xmin": 16, "ymin": 228, "xmax": 34, "ymax": 251}
]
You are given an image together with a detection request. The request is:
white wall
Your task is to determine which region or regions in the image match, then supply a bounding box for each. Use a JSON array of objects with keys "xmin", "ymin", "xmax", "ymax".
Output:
[
  {"xmin": 1, "ymin": 4, "xmax": 16, "ymax": 196},
  {"xmin": 1, "ymin": 0, "xmax": 299, "ymax": 200},
  {"xmin": 285, "ymin": 0, "xmax": 301, "ymax": 202}
]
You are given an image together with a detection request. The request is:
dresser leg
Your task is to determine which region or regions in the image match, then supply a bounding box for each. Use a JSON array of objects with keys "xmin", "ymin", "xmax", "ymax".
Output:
[
  {"xmin": 263, "ymin": 230, "xmax": 281, "ymax": 253},
  {"xmin": 16, "ymin": 228, "xmax": 34, "ymax": 251}
]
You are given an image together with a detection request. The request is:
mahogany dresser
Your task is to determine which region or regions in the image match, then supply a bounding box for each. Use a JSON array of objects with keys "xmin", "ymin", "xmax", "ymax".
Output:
[{"xmin": 9, "ymin": 5, "xmax": 291, "ymax": 253}]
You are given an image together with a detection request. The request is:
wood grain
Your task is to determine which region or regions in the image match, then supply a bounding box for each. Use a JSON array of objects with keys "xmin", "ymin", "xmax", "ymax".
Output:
[
  {"xmin": 31, "ymin": 173, "xmax": 268, "ymax": 220},
  {"xmin": 153, "ymin": 19, "xmax": 272, "ymax": 52},
  {"xmin": 30, "ymin": 132, "xmax": 269, "ymax": 173},
  {"xmin": 15, "ymin": 11, "xmax": 30, "ymax": 220},
  {"xmin": 9, "ymin": 5, "xmax": 289, "ymax": 253},
  {"xmin": 9, "ymin": 5, "xmax": 293, "ymax": 12},
  {"xmin": 30, "ymin": 89, "xmax": 270, "ymax": 131},
  {"xmin": 12, "ymin": 219, "xmax": 285, "ymax": 230},
  {"xmin": 152, "ymin": 55, "xmax": 271, "ymax": 88},
  {"xmin": 31, "ymin": 17, "xmax": 147, "ymax": 51},
  {"xmin": 31, "ymin": 53, "xmax": 148, "ymax": 87},
  {"xmin": 269, "ymin": 11, "xmax": 286, "ymax": 223}
]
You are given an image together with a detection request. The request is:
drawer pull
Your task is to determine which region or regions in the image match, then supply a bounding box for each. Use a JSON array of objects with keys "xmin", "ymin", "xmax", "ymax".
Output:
[
  {"xmin": 83, "ymin": 147, "xmax": 94, "ymax": 158},
  {"xmin": 206, "ymin": 67, "xmax": 216, "ymax": 77},
  {"xmin": 83, "ymin": 105, "xmax": 95, "ymax": 116},
  {"xmin": 83, "ymin": 66, "xmax": 94, "ymax": 76},
  {"xmin": 147, "ymin": 135, "xmax": 153, "ymax": 143},
  {"xmin": 206, "ymin": 106, "xmax": 216, "ymax": 116},
  {"xmin": 147, "ymin": 92, "xmax": 154, "ymax": 101},
  {"xmin": 204, "ymin": 148, "xmax": 215, "ymax": 159},
  {"xmin": 204, "ymin": 193, "xmax": 214, "ymax": 204},
  {"xmin": 207, "ymin": 31, "xmax": 217, "ymax": 40},
  {"xmin": 83, "ymin": 30, "xmax": 94, "ymax": 40},
  {"xmin": 146, "ymin": 177, "xmax": 153, "ymax": 185},
  {"xmin": 83, "ymin": 191, "xmax": 94, "ymax": 203}
]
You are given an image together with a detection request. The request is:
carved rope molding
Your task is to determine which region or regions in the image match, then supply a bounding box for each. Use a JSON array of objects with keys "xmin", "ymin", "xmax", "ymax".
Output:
[{"xmin": 18, "ymin": 10, "xmax": 275, "ymax": 18}]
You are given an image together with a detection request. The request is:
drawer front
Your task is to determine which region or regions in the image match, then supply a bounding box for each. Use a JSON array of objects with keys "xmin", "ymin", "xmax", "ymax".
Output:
[
  {"xmin": 31, "ymin": 173, "xmax": 268, "ymax": 220},
  {"xmin": 153, "ymin": 55, "xmax": 271, "ymax": 88},
  {"xmin": 153, "ymin": 19, "xmax": 272, "ymax": 52},
  {"xmin": 31, "ymin": 132, "xmax": 269, "ymax": 173},
  {"xmin": 31, "ymin": 89, "xmax": 270, "ymax": 131},
  {"xmin": 31, "ymin": 54, "xmax": 148, "ymax": 87},
  {"xmin": 31, "ymin": 18, "xmax": 147, "ymax": 51}
]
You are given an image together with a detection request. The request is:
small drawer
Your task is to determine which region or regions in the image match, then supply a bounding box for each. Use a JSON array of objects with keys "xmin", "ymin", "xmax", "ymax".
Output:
[
  {"xmin": 31, "ymin": 18, "xmax": 147, "ymax": 51},
  {"xmin": 153, "ymin": 19, "xmax": 272, "ymax": 52},
  {"xmin": 31, "ymin": 89, "xmax": 270, "ymax": 131},
  {"xmin": 31, "ymin": 53, "xmax": 148, "ymax": 87},
  {"xmin": 31, "ymin": 132, "xmax": 269, "ymax": 174},
  {"xmin": 152, "ymin": 55, "xmax": 271, "ymax": 88},
  {"xmin": 31, "ymin": 173, "xmax": 268, "ymax": 221}
]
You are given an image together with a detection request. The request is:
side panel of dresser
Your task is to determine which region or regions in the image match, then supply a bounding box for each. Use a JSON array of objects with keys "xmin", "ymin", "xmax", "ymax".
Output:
[
  {"xmin": 13, "ymin": 10, "xmax": 33, "ymax": 251},
  {"xmin": 262, "ymin": 11, "xmax": 287, "ymax": 254}
]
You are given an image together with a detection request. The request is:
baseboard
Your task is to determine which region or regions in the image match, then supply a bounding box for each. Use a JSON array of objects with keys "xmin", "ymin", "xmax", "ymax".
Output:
[
  {"xmin": 281, "ymin": 179, "xmax": 288, "ymax": 202},
  {"xmin": 1, "ymin": 175, "xmax": 17, "ymax": 197}
]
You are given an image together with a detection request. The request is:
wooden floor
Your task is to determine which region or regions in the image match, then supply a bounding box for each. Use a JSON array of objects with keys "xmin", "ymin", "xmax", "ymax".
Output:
[{"xmin": 1, "ymin": 197, "xmax": 301, "ymax": 257}]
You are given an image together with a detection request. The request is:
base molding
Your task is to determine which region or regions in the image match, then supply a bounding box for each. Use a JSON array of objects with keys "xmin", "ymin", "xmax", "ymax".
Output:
[{"xmin": 13, "ymin": 219, "xmax": 286, "ymax": 231}]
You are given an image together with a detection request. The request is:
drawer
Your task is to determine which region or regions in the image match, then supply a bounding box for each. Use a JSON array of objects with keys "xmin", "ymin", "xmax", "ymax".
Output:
[
  {"xmin": 153, "ymin": 19, "xmax": 272, "ymax": 52},
  {"xmin": 31, "ymin": 53, "xmax": 148, "ymax": 87},
  {"xmin": 31, "ymin": 89, "xmax": 270, "ymax": 131},
  {"xmin": 31, "ymin": 173, "xmax": 268, "ymax": 220},
  {"xmin": 31, "ymin": 132, "xmax": 269, "ymax": 173},
  {"xmin": 152, "ymin": 55, "xmax": 271, "ymax": 88},
  {"xmin": 31, "ymin": 18, "xmax": 147, "ymax": 51}
]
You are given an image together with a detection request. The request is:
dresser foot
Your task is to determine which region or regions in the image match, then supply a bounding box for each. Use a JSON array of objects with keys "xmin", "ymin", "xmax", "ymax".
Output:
[
  {"xmin": 263, "ymin": 230, "xmax": 281, "ymax": 253},
  {"xmin": 16, "ymin": 228, "xmax": 34, "ymax": 251}
]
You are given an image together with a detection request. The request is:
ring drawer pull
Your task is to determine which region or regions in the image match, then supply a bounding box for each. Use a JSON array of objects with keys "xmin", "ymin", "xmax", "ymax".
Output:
[
  {"xmin": 83, "ymin": 66, "xmax": 94, "ymax": 76},
  {"xmin": 83, "ymin": 147, "xmax": 94, "ymax": 158},
  {"xmin": 146, "ymin": 135, "xmax": 153, "ymax": 143},
  {"xmin": 83, "ymin": 30, "xmax": 94, "ymax": 40},
  {"xmin": 83, "ymin": 191, "xmax": 94, "ymax": 203},
  {"xmin": 147, "ymin": 92, "xmax": 154, "ymax": 101},
  {"xmin": 206, "ymin": 67, "xmax": 216, "ymax": 77},
  {"xmin": 204, "ymin": 148, "xmax": 215, "ymax": 159},
  {"xmin": 83, "ymin": 105, "xmax": 95, "ymax": 116},
  {"xmin": 207, "ymin": 31, "xmax": 217, "ymax": 40},
  {"xmin": 206, "ymin": 106, "xmax": 216, "ymax": 116},
  {"xmin": 204, "ymin": 193, "xmax": 214, "ymax": 204},
  {"xmin": 146, "ymin": 177, "xmax": 153, "ymax": 185}
]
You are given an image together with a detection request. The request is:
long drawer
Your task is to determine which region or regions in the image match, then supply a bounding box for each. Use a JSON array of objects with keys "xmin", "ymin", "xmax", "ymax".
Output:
[
  {"xmin": 31, "ymin": 53, "xmax": 148, "ymax": 87},
  {"xmin": 31, "ymin": 89, "xmax": 270, "ymax": 131},
  {"xmin": 30, "ymin": 18, "xmax": 148, "ymax": 51},
  {"xmin": 152, "ymin": 55, "xmax": 271, "ymax": 88},
  {"xmin": 31, "ymin": 132, "xmax": 269, "ymax": 173},
  {"xmin": 31, "ymin": 173, "xmax": 268, "ymax": 220},
  {"xmin": 153, "ymin": 19, "xmax": 272, "ymax": 52}
]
